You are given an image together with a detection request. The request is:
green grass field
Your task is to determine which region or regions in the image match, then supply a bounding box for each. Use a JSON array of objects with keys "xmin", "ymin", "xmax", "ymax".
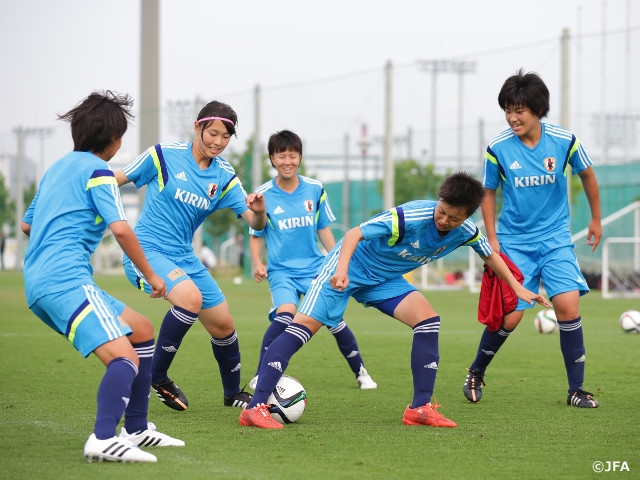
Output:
[{"xmin": 1, "ymin": 269, "xmax": 639, "ymax": 479}]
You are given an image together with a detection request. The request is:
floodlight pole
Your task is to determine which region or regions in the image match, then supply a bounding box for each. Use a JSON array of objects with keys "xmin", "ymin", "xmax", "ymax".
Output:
[{"xmin": 417, "ymin": 59, "xmax": 476, "ymax": 169}]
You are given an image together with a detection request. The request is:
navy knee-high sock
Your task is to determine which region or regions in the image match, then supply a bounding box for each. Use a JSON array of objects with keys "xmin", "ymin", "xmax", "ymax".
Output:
[
  {"xmin": 558, "ymin": 317, "xmax": 586, "ymax": 393},
  {"xmin": 410, "ymin": 317, "xmax": 440, "ymax": 408},
  {"xmin": 254, "ymin": 312, "xmax": 294, "ymax": 375},
  {"xmin": 152, "ymin": 306, "xmax": 198, "ymax": 383},
  {"xmin": 247, "ymin": 323, "xmax": 312, "ymax": 409},
  {"xmin": 124, "ymin": 339, "xmax": 154, "ymax": 434},
  {"xmin": 469, "ymin": 326, "xmax": 513, "ymax": 372},
  {"xmin": 94, "ymin": 357, "xmax": 137, "ymax": 440},
  {"xmin": 327, "ymin": 319, "xmax": 364, "ymax": 376},
  {"xmin": 211, "ymin": 330, "xmax": 242, "ymax": 398}
]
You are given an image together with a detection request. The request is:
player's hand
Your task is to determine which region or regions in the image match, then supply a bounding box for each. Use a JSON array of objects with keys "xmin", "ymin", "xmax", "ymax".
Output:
[
  {"xmin": 515, "ymin": 285, "xmax": 550, "ymax": 308},
  {"xmin": 246, "ymin": 192, "xmax": 265, "ymax": 214},
  {"xmin": 147, "ymin": 273, "xmax": 167, "ymax": 299},
  {"xmin": 330, "ymin": 272, "xmax": 349, "ymax": 292},
  {"xmin": 586, "ymin": 218, "xmax": 602, "ymax": 253},
  {"xmin": 253, "ymin": 263, "xmax": 267, "ymax": 283}
]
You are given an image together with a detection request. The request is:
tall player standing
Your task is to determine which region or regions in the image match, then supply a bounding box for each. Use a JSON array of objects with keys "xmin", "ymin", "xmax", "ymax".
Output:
[
  {"xmin": 462, "ymin": 69, "xmax": 602, "ymax": 408},
  {"xmin": 115, "ymin": 100, "xmax": 266, "ymax": 411},
  {"xmin": 22, "ymin": 91, "xmax": 183, "ymax": 463},
  {"xmin": 248, "ymin": 130, "xmax": 376, "ymax": 391}
]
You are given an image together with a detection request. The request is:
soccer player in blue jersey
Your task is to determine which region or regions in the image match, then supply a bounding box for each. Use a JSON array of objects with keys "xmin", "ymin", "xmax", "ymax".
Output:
[
  {"xmin": 462, "ymin": 69, "xmax": 602, "ymax": 408},
  {"xmin": 115, "ymin": 100, "xmax": 266, "ymax": 411},
  {"xmin": 248, "ymin": 130, "xmax": 376, "ymax": 391},
  {"xmin": 239, "ymin": 172, "xmax": 550, "ymax": 429},
  {"xmin": 22, "ymin": 91, "xmax": 184, "ymax": 463}
]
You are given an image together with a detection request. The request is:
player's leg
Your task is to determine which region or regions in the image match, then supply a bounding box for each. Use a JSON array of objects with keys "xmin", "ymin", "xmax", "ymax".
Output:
[
  {"xmin": 240, "ymin": 313, "xmax": 322, "ymax": 429},
  {"xmin": 542, "ymin": 245, "xmax": 598, "ymax": 408},
  {"xmin": 31, "ymin": 287, "xmax": 157, "ymax": 462},
  {"xmin": 388, "ymin": 291, "xmax": 456, "ymax": 427},
  {"xmin": 198, "ymin": 300, "xmax": 251, "ymax": 407},
  {"xmin": 463, "ymin": 243, "xmax": 539, "ymax": 403},
  {"xmin": 124, "ymin": 255, "xmax": 197, "ymax": 411},
  {"xmin": 116, "ymin": 305, "xmax": 184, "ymax": 447},
  {"xmin": 326, "ymin": 320, "xmax": 377, "ymax": 389},
  {"xmin": 250, "ymin": 302, "xmax": 297, "ymax": 389}
]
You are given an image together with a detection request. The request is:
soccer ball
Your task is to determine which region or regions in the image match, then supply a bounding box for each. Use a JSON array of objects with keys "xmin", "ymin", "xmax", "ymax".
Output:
[
  {"xmin": 619, "ymin": 310, "xmax": 640, "ymax": 334},
  {"xmin": 268, "ymin": 374, "xmax": 307, "ymax": 424},
  {"xmin": 534, "ymin": 309, "xmax": 559, "ymax": 334}
]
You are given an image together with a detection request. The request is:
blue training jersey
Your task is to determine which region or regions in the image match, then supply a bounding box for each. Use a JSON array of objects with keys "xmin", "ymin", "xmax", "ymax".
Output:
[
  {"xmin": 352, "ymin": 200, "xmax": 492, "ymax": 281},
  {"xmin": 482, "ymin": 123, "xmax": 593, "ymax": 243},
  {"xmin": 22, "ymin": 151, "xmax": 127, "ymax": 305},
  {"xmin": 123, "ymin": 142, "xmax": 249, "ymax": 256},
  {"xmin": 249, "ymin": 175, "xmax": 335, "ymax": 277}
]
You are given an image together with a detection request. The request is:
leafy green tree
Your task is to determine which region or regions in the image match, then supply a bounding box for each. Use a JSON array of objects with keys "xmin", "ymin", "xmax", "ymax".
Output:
[{"xmin": 0, "ymin": 173, "xmax": 12, "ymax": 230}]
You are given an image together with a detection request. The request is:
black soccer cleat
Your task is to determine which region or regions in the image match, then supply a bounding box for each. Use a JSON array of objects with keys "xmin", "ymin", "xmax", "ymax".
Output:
[
  {"xmin": 463, "ymin": 368, "xmax": 485, "ymax": 403},
  {"xmin": 152, "ymin": 378, "xmax": 189, "ymax": 411},
  {"xmin": 224, "ymin": 387, "xmax": 252, "ymax": 408},
  {"xmin": 567, "ymin": 389, "xmax": 599, "ymax": 408}
]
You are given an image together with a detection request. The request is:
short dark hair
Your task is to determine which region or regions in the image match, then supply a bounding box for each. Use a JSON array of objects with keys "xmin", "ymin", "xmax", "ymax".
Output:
[
  {"xmin": 57, "ymin": 90, "xmax": 133, "ymax": 153},
  {"xmin": 268, "ymin": 130, "xmax": 303, "ymax": 156},
  {"xmin": 196, "ymin": 100, "xmax": 238, "ymax": 136},
  {"xmin": 498, "ymin": 68, "xmax": 550, "ymax": 118},
  {"xmin": 438, "ymin": 171, "xmax": 485, "ymax": 216}
]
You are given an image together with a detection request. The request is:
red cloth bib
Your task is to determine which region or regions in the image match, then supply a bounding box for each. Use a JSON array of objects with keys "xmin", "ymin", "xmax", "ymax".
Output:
[{"xmin": 477, "ymin": 252, "xmax": 524, "ymax": 332}]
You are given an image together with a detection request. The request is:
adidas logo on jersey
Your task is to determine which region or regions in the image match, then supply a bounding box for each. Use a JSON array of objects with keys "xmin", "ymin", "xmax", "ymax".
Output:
[
  {"xmin": 175, "ymin": 171, "xmax": 187, "ymax": 181},
  {"xmin": 424, "ymin": 362, "xmax": 438, "ymax": 370},
  {"xmin": 268, "ymin": 361, "xmax": 283, "ymax": 372},
  {"xmin": 273, "ymin": 206, "xmax": 285, "ymax": 214},
  {"xmin": 410, "ymin": 239, "xmax": 420, "ymax": 249},
  {"xmin": 509, "ymin": 161, "xmax": 522, "ymax": 170}
]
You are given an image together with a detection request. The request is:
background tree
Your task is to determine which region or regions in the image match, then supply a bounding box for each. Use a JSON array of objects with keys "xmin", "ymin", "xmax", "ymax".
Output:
[{"xmin": 379, "ymin": 159, "xmax": 447, "ymax": 205}]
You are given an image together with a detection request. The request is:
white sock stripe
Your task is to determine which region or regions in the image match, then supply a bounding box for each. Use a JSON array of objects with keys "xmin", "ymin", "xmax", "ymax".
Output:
[
  {"xmin": 558, "ymin": 321, "xmax": 582, "ymax": 331},
  {"xmin": 121, "ymin": 357, "xmax": 139, "ymax": 375},
  {"xmin": 273, "ymin": 314, "xmax": 293, "ymax": 326},
  {"xmin": 414, "ymin": 322, "xmax": 440, "ymax": 334},
  {"xmin": 328, "ymin": 320, "xmax": 346, "ymax": 334},
  {"xmin": 171, "ymin": 308, "xmax": 198, "ymax": 325},
  {"xmin": 285, "ymin": 325, "xmax": 312, "ymax": 344},
  {"xmin": 211, "ymin": 331, "xmax": 238, "ymax": 346},
  {"xmin": 134, "ymin": 345, "xmax": 155, "ymax": 358}
]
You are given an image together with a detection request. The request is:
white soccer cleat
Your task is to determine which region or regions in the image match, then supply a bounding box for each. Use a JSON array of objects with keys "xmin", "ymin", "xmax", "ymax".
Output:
[
  {"xmin": 118, "ymin": 422, "xmax": 185, "ymax": 447},
  {"xmin": 249, "ymin": 375, "xmax": 259, "ymax": 391},
  {"xmin": 84, "ymin": 433, "xmax": 157, "ymax": 463},
  {"xmin": 357, "ymin": 366, "xmax": 378, "ymax": 389}
]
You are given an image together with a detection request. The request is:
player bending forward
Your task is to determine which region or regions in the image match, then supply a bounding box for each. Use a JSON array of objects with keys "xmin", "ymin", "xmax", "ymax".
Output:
[
  {"xmin": 22, "ymin": 91, "xmax": 183, "ymax": 462},
  {"xmin": 239, "ymin": 171, "xmax": 550, "ymax": 429}
]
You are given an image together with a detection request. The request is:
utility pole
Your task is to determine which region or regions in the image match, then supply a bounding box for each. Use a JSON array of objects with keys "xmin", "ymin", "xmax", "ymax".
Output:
[
  {"xmin": 343, "ymin": 133, "xmax": 350, "ymax": 228},
  {"xmin": 383, "ymin": 59, "xmax": 394, "ymax": 210},
  {"xmin": 416, "ymin": 59, "xmax": 476, "ymax": 169},
  {"xmin": 358, "ymin": 124, "xmax": 370, "ymax": 222},
  {"xmin": 561, "ymin": 28, "xmax": 572, "ymax": 214},
  {"xmin": 13, "ymin": 126, "xmax": 24, "ymax": 270}
]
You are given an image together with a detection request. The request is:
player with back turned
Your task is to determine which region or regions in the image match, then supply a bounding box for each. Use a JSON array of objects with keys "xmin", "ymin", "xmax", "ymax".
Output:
[{"xmin": 22, "ymin": 91, "xmax": 183, "ymax": 463}]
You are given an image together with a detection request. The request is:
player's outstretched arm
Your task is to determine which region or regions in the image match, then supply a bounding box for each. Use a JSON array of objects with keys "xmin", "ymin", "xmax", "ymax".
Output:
[
  {"xmin": 110, "ymin": 220, "xmax": 166, "ymax": 298},
  {"xmin": 114, "ymin": 170, "xmax": 132, "ymax": 187},
  {"xmin": 483, "ymin": 251, "xmax": 550, "ymax": 307}
]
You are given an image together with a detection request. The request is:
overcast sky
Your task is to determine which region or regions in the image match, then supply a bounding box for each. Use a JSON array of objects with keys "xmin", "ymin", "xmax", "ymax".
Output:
[{"xmin": 1, "ymin": 0, "xmax": 638, "ymax": 182}]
